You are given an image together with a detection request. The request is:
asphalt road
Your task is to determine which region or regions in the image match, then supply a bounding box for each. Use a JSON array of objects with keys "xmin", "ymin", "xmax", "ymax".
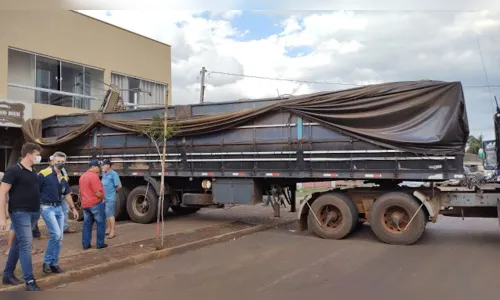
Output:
[{"xmin": 54, "ymin": 217, "xmax": 500, "ymax": 299}]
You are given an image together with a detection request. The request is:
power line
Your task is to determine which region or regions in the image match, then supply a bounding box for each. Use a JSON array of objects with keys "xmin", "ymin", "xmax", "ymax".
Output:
[
  {"xmin": 476, "ymin": 35, "xmax": 495, "ymax": 113},
  {"xmin": 207, "ymin": 70, "xmax": 500, "ymax": 89},
  {"xmin": 207, "ymin": 70, "xmax": 362, "ymax": 86}
]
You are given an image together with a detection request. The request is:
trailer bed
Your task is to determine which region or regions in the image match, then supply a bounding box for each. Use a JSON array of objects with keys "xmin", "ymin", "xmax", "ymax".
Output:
[
  {"xmin": 33, "ymin": 80, "xmax": 468, "ymax": 182},
  {"xmin": 41, "ymin": 110, "xmax": 464, "ymax": 182}
]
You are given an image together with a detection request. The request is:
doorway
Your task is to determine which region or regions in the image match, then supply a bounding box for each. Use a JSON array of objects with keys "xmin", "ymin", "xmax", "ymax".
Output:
[{"xmin": 0, "ymin": 127, "xmax": 22, "ymax": 171}]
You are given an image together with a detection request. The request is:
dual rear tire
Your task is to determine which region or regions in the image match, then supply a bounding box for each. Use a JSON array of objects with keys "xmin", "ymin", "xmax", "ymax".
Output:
[
  {"xmin": 70, "ymin": 184, "xmax": 201, "ymax": 224},
  {"xmin": 308, "ymin": 193, "xmax": 359, "ymax": 240},
  {"xmin": 126, "ymin": 186, "xmax": 200, "ymax": 224},
  {"xmin": 307, "ymin": 191, "xmax": 427, "ymax": 245}
]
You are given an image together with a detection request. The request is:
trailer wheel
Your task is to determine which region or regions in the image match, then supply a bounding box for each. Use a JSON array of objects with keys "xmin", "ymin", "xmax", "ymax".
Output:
[
  {"xmin": 115, "ymin": 186, "xmax": 130, "ymax": 220},
  {"xmin": 171, "ymin": 206, "xmax": 201, "ymax": 215},
  {"xmin": 126, "ymin": 185, "xmax": 158, "ymax": 224},
  {"xmin": 307, "ymin": 193, "xmax": 358, "ymax": 240},
  {"xmin": 369, "ymin": 192, "xmax": 426, "ymax": 245},
  {"xmin": 70, "ymin": 185, "xmax": 84, "ymax": 222}
]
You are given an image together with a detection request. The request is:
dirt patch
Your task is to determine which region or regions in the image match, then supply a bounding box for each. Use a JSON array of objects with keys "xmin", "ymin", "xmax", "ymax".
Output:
[
  {"xmin": 0, "ymin": 221, "xmax": 83, "ymax": 247},
  {"xmin": 2, "ymin": 221, "xmax": 254, "ymax": 286}
]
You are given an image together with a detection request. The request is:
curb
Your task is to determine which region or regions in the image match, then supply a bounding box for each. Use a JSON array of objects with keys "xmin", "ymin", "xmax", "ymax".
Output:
[{"xmin": 0, "ymin": 219, "xmax": 295, "ymax": 291}]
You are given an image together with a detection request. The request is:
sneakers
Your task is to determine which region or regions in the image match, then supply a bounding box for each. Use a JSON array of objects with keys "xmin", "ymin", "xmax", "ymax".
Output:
[
  {"xmin": 50, "ymin": 265, "xmax": 64, "ymax": 273},
  {"xmin": 25, "ymin": 280, "xmax": 41, "ymax": 291},
  {"xmin": 43, "ymin": 263, "xmax": 65, "ymax": 274}
]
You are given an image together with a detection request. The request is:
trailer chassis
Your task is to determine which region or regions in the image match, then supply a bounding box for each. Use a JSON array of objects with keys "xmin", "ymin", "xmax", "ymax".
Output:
[{"xmin": 296, "ymin": 184, "xmax": 500, "ymax": 245}]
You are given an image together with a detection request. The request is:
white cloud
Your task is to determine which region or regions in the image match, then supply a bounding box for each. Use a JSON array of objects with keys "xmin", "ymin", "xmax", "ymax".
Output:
[
  {"xmin": 280, "ymin": 16, "xmax": 302, "ymax": 35},
  {"xmin": 80, "ymin": 9, "xmax": 500, "ymax": 138},
  {"xmin": 211, "ymin": 10, "xmax": 243, "ymax": 20}
]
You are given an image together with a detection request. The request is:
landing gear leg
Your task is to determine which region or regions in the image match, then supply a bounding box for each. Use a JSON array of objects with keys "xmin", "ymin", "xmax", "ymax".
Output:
[
  {"xmin": 290, "ymin": 185, "xmax": 297, "ymax": 213},
  {"xmin": 270, "ymin": 186, "xmax": 281, "ymax": 219}
]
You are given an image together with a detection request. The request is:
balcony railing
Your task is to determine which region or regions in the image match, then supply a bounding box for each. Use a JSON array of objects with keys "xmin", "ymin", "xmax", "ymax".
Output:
[{"xmin": 8, "ymin": 83, "xmax": 100, "ymax": 110}]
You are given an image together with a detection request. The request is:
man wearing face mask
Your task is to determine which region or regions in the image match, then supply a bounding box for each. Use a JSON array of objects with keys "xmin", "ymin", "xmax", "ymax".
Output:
[
  {"xmin": 0, "ymin": 142, "xmax": 43, "ymax": 291},
  {"xmin": 48, "ymin": 155, "xmax": 76, "ymax": 234},
  {"xmin": 38, "ymin": 151, "xmax": 79, "ymax": 275}
]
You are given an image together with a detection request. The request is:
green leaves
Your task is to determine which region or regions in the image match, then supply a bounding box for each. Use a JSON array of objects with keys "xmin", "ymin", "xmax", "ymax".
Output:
[
  {"xmin": 140, "ymin": 114, "xmax": 177, "ymax": 141},
  {"xmin": 467, "ymin": 134, "xmax": 483, "ymax": 154}
]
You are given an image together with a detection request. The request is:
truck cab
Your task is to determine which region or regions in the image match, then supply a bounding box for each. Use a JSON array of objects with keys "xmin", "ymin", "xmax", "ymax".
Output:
[{"xmin": 482, "ymin": 140, "xmax": 497, "ymax": 179}]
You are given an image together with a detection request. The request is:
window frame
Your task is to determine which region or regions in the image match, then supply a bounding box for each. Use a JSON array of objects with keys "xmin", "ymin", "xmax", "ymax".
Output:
[
  {"xmin": 7, "ymin": 47, "xmax": 104, "ymax": 110},
  {"xmin": 110, "ymin": 72, "xmax": 167, "ymax": 110}
]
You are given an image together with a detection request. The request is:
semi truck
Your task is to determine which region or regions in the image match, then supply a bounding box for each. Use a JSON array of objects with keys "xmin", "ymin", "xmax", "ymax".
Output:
[
  {"xmin": 482, "ymin": 139, "xmax": 497, "ymax": 178},
  {"xmin": 20, "ymin": 80, "xmax": 500, "ymax": 245}
]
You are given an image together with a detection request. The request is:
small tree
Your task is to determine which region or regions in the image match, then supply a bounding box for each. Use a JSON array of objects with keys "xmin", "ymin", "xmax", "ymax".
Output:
[
  {"xmin": 467, "ymin": 134, "xmax": 483, "ymax": 154},
  {"xmin": 140, "ymin": 114, "xmax": 177, "ymax": 249},
  {"xmin": 140, "ymin": 115, "xmax": 176, "ymax": 154}
]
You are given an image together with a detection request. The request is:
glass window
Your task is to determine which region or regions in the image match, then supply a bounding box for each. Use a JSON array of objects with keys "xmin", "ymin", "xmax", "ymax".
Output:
[
  {"xmin": 85, "ymin": 67, "xmax": 105, "ymax": 110},
  {"xmin": 35, "ymin": 55, "xmax": 60, "ymax": 91},
  {"xmin": 7, "ymin": 48, "xmax": 104, "ymax": 110},
  {"xmin": 128, "ymin": 77, "xmax": 140, "ymax": 109},
  {"xmin": 139, "ymin": 80, "xmax": 166, "ymax": 106},
  {"xmin": 7, "ymin": 49, "xmax": 35, "ymax": 86},
  {"xmin": 61, "ymin": 61, "xmax": 84, "ymax": 94},
  {"xmin": 111, "ymin": 73, "xmax": 129, "ymax": 107},
  {"xmin": 7, "ymin": 49, "xmax": 36, "ymax": 102},
  {"xmin": 35, "ymin": 56, "xmax": 60, "ymax": 105},
  {"xmin": 111, "ymin": 72, "xmax": 167, "ymax": 110},
  {"xmin": 60, "ymin": 61, "xmax": 84, "ymax": 108}
]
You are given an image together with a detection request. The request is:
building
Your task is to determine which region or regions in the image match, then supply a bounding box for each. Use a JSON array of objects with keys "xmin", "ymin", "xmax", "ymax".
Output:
[{"xmin": 0, "ymin": 10, "xmax": 172, "ymax": 171}]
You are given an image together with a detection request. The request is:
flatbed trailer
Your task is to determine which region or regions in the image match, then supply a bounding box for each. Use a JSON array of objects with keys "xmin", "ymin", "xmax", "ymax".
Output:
[{"xmin": 21, "ymin": 80, "xmax": 500, "ymax": 245}]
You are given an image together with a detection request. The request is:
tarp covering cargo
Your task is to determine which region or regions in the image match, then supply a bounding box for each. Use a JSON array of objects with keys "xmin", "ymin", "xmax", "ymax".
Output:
[{"xmin": 21, "ymin": 80, "xmax": 469, "ymax": 155}]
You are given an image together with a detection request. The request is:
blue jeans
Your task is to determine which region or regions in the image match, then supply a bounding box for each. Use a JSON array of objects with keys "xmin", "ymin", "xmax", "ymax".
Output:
[
  {"xmin": 4, "ymin": 211, "xmax": 40, "ymax": 283},
  {"xmin": 105, "ymin": 199, "xmax": 116, "ymax": 218},
  {"xmin": 82, "ymin": 202, "xmax": 106, "ymax": 248},
  {"xmin": 264, "ymin": 194, "xmax": 271, "ymax": 206},
  {"xmin": 40, "ymin": 205, "xmax": 64, "ymax": 266},
  {"xmin": 61, "ymin": 199, "xmax": 69, "ymax": 231}
]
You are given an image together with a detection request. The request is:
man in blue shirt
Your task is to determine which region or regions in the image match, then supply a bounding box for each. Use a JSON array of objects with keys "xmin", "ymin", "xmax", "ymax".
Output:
[
  {"xmin": 48, "ymin": 155, "xmax": 76, "ymax": 234},
  {"xmin": 101, "ymin": 159, "xmax": 122, "ymax": 239},
  {"xmin": 38, "ymin": 151, "xmax": 79, "ymax": 274}
]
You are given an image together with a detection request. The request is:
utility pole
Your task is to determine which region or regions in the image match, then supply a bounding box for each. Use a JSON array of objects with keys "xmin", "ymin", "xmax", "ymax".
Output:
[{"xmin": 199, "ymin": 66, "xmax": 207, "ymax": 104}]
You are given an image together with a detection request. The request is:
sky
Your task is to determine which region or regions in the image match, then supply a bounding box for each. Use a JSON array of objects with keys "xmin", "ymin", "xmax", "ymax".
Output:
[{"xmin": 78, "ymin": 8, "xmax": 500, "ymax": 140}]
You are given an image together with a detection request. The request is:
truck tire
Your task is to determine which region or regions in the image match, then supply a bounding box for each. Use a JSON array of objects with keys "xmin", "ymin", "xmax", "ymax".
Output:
[
  {"xmin": 307, "ymin": 193, "xmax": 358, "ymax": 240},
  {"xmin": 369, "ymin": 192, "xmax": 426, "ymax": 245},
  {"xmin": 115, "ymin": 186, "xmax": 130, "ymax": 220},
  {"xmin": 126, "ymin": 185, "xmax": 158, "ymax": 224},
  {"xmin": 171, "ymin": 206, "xmax": 201, "ymax": 215},
  {"xmin": 70, "ymin": 185, "xmax": 84, "ymax": 222}
]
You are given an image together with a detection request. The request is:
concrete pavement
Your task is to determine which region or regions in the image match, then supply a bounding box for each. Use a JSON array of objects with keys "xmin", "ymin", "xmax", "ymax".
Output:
[
  {"xmin": 54, "ymin": 216, "xmax": 500, "ymax": 299},
  {"xmin": 0, "ymin": 204, "xmax": 296, "ymax": 290}
]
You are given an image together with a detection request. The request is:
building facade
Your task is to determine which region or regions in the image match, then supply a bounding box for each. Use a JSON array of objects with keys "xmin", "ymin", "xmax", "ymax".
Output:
[{"xmin": 0, "ymin": 10, "xmax": 172, "ymax": 171}]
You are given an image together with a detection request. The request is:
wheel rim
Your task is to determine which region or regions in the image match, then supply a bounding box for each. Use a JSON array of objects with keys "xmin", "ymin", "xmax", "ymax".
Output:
[
  {"xmin": 132, "ymin": 194, "xmax": 150, "ymax": 217},
  {"xmin": 318, "ymin": 205, "xmax": 343, "ymax": 231},
  {"xmin": 381, "ymin": 205, "xmax": 411, "ymax": 234}
]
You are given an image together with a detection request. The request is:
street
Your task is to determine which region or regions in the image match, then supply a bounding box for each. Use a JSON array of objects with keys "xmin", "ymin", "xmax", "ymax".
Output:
[{"xmin": 54, "ymin": 216, "xmax": 500, "ymax": 299}]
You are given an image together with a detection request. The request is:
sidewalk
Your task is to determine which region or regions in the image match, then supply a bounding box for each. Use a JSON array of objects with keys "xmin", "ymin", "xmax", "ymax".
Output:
[{"xmin": 0, "ymin": 205, "xmax": 296, "ymax": 290}]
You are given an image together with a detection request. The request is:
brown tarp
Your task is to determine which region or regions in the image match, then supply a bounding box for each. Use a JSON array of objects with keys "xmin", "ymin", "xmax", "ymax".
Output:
[{"xmin": 22, "ymin": 80, "xmax": 469, "ymax": 155}]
